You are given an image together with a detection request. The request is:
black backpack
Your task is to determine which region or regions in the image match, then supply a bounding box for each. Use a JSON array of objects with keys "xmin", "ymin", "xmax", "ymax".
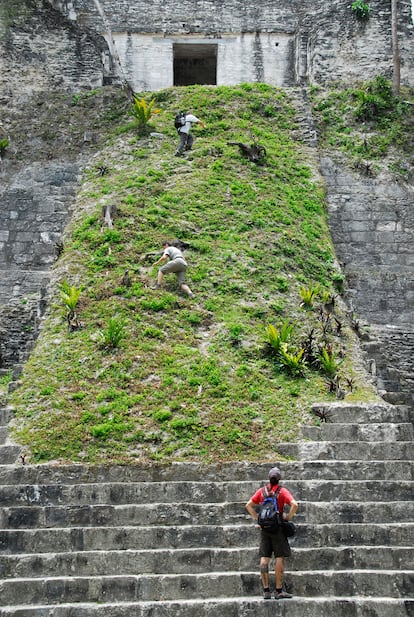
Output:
[
  {"xmin": 257, "ymin": 486, "xmax": 282, "ymax": 530},
  {"xmin": 174, "ymin": 111, "xmax": 186, "ymax": 131}
]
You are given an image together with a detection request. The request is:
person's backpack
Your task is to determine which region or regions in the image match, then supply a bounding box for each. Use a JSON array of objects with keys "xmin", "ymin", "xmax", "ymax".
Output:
[
  {"xmin": 174, "ymin": 111, "xmax": 186, "ymax": 131},
  {"xmin": 257, "ymin": 486, "xmax": 282, "ymax": 530}
]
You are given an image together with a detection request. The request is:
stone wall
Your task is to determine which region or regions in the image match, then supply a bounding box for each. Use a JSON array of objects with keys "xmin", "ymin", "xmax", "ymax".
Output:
[
  {"xmin": 321, "ymin": 156, "xmax": 414, "ymax": 404},
  {"xmin": 48, "ymin": 0, "xmax": 414, "ymax": 91},
  {"xmin": 0, "ymin": 163, "xmax": 80, "ymax": 302},
  {"xmin": 321, "ymin": 157, "xmax": 414, "ymax": 327},
  {"xmin": 0, "ymin": 0, "xmax": 109, "ymax": 105}
]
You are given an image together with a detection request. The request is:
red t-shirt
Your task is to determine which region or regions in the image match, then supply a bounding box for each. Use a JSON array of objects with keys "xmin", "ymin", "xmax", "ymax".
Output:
[{"xmin": 250, "ymin": 483, "xmax": 294, "ymax": 515}]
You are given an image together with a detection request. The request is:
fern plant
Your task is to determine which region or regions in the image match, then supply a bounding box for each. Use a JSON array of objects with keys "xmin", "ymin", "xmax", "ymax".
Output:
[{"xmin": 130, "ymin": 96, "xmax": 160, "ymax": 133}]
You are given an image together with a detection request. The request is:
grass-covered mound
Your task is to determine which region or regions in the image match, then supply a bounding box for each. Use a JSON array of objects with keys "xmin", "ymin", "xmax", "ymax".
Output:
[{"xmin": 8, "ymin": 83, "xmax": 379, "ymax": 464}]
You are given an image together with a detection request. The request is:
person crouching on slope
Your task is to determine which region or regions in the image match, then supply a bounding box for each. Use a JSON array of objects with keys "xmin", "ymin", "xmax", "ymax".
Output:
[{"xmin": 153, "ymin": 241, "xmax": 194, "ymax": 298}]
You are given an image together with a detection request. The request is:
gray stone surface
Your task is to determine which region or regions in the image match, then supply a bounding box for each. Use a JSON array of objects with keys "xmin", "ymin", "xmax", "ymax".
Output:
[{"xmin": 0, "ymin": 400, "xmax": 413, "ymax": 615}]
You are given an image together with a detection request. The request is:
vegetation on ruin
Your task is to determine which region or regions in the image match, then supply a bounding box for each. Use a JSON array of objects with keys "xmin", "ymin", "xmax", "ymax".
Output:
[
  {"xmin": 310, "ymin": 76, "xmax": 414, "ymax": 181},
  {"xmin": 7, "ymin": 83, "xmax": 383, "ymax": 464}
]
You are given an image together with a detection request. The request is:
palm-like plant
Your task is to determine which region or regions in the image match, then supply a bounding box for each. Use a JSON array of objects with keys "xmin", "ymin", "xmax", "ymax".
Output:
[
  {"xmin": 99, "ymin": 317, "xmax": 126, "ymax": 350},
  {"xmin": 130, "ymin": 96, "xmax": 160, "ymax": 133},
  {"xmin": 318, "ymin": 346, "xmax": 341, "ymax": 378},
  {"xmin": 266, "ymin": 320, "xmax": 295, "ymax": 355},
  {"xmin": 58, "ymin": 280, "xmax": 81, "ymax": 326}
]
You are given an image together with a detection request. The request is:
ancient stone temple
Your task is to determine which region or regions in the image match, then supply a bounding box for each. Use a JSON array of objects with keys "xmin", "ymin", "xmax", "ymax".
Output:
[{"xmin": 50, "ymin": 0, "xmax": 414, "ymax": 91}]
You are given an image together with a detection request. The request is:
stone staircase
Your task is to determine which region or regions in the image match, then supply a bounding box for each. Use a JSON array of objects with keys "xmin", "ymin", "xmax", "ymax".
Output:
[{"xmin": 0, "ymin": 401, "xmax": 413, "ymax": 616}]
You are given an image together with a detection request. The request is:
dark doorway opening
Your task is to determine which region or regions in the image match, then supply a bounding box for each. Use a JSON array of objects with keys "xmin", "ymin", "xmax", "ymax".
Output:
[{"xmin": 173, "ymin": 44, "xmax": 217, "ymax": 86}]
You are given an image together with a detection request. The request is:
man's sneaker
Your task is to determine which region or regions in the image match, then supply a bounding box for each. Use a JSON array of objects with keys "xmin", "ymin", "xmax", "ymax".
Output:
[
  {"xmin": 263, "ymin": 590, "xmax": 272, "ymax": 600},
  {"xmin": 275, "ymin": 590, "xmax": 292, "ymax": 599}
]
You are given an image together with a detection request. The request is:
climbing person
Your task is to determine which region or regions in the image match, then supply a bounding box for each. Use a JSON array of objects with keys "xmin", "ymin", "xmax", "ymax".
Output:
[
  {"xmin": 174, "ymin": 111, "xmax": 205, "ymax": 156},
  {"xmin": 245, "ymin": 466, "xmax": 298, "ymax": 600},
  {"xmin": 153, "ymin": 241, "xmax": 194, "ymax": 298}
]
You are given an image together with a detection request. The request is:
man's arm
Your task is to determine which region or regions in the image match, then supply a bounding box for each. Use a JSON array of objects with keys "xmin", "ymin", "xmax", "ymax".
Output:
[
  {"xmin": 284, "ymin": 498, "xmax": 298, "ymax": 522},
  {"xmin": 245, "ymin": 499, "xmax": 258, "ymax": 522},
  {"xmin": 153, "ymin": 253, "xmax": 168, "ymax": 267}
]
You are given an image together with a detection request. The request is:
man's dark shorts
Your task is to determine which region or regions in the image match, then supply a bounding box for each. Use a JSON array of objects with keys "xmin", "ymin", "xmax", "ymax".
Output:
[{"xmin": 259, "ymin": 528, "xmax": 291, "ymax": 558}]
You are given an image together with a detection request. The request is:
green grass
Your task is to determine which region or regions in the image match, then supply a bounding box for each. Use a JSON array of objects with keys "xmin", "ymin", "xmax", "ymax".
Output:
[{"xmin": 8, "ymin": 83, "xmax": 380, "ymax": 464}]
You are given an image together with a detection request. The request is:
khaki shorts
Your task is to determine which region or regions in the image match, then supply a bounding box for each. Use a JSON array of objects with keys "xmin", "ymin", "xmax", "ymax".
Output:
[
  {"xmin": 259, "ymin": 528, "xmax": 291, "ymax": 558},
  {"xmin": 160, "ymin": 258, "xmax": 187, "ymax": 285}
]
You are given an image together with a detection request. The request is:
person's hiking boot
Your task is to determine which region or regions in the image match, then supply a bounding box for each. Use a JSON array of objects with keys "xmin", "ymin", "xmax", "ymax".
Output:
[
  {"xmin": 263, "ymin": 590, "xmax": 272, "ymax": 600},
  {"xmin": 275, "ymin": 590, "xmax": 292, "ymax": 599},
  {"xmin": 174, "ymin": 151, "xmax": 182, "ymax": 157}
]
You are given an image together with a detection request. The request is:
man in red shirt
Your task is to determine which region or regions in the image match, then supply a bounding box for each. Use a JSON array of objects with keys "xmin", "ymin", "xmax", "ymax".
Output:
[{"xmin": 245, "ymin": 466, "xmax": 298, "ymax": 599}]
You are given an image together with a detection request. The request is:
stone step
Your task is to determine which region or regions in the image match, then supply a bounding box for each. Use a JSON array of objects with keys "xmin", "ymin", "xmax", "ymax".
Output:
[
  {"xmin": 310, "ymin": 402, "xmax": 413, "ymax": 424},
  {"xmin": 1, "ymin": 479, "xmax": 412, "ymax": 505},
  {"xmin": 0, "ymin": 408, "xmax": 11, "ymax": 425},
  {"xmin": 277, "ymin": 441, "xmax": 414, "ymax": 460},
  {"xmin": 0, "ymin": 499, "xmax": 413, "ymax": 529},
  {"xmin": 0, "ymin": 569, "xmax": 412, "ymax": 604},
  {"xmin": 0, "ymin": 545, "xmax": 412, "ymax": 579},
  {"xmin": 0, "ymin": 445, "xmax": 21, "ymax": 465},
  {"xmin": 382, "ymin": 391, "xmax": 414, "ymax": 406},
  {"xmin": 1, "ymin": 597, "xmax": 413, "ymax": 617},
  {"xmin": 0, "ymin": 523, "xmax": 412, "ymax": 553},
  {"xmin": 301, "ymin": 422, "xmax": 413, "ymax": 441},
  {"xmin": 0, "ymin": 459, "xmax": 413, "ymax": 484},
  {"xmin": 0, "ymin": 427, "xmax": 8, "ymax": 443}
]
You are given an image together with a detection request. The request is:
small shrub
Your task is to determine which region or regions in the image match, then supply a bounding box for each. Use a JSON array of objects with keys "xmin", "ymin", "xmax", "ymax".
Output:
[
  {"xmin": 153, "ymin": 410, "xmax": 172, "ymax": 422},
  {"xmin": 332, "ymin": 273, "xmax": 345, "ymax": 294},
  {"xmin": 353, "ymin": 76, "xmax": 395, "ymax": 122},
  {"xmin": 130, "ymin": 96, "xmax": 160, "ymax": 133},
  {"xmin": 144, "ymin": 326, "xmax": 164, "ymax": 339},
  {"xmin": 300, "ymin": 285, "xmax": 320, "ymax": 309},
  {"xmin": 266, "ymin": 320, "xmax": 295, "ymax": 355},
  {"xmin": 99, "ymin": 317, "xmax": 126, "ymax": 349},
  {"xmin": 0, "ymin": 137, "xmax": 9, "ymax": 156},
  {"xmin": 275, "ymin": 276, "xmax": 289, "ymax": 292},
  {"xmin": 58, "ymin": 280, "xmax": 81, "ymax": 326},
  {"xmin": 318, "ymin": 346, "xmax": 341, "ymax": 377},
  {"xmin": 228, "ymin": 324, "xmax": 244, "ymax": 346},
  {"xmin": 279, "ymin": 346, "xmax": 306, "ymax": 377},
  {"xmin": 351, "ymin": 0, "xmax": 372, "ymax": 20}
]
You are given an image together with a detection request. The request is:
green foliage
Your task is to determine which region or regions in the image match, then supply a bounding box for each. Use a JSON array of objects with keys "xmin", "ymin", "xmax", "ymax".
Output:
[
  {"xmin": 353, "ymin": 76, "xmax": 395, "ymax": 121},
  {"xmin": 8, "ymin": 84, "xmax": 378, "ymax": 465},
  {"xmin": 318, "ymin": 346, "xmax": 341, "ymax": 378},
  {"xmin": 311, "ymin": 77, "xmax": 414, "ymax": 179},
  {"xmin": 351, "ymin": 0, "xmax": 372, "ymax": 20},
  {"xmin": 98, "ymin": 317, "xmax": 126, "ymax": 349},
  {"xmin": 130, "ymin": 96, "xmax": 160, "ymax": 133},
  {"xmin": 0, "ymin": 137, "xmax": 9, "ymax": 155},
  {"xmin": 300, "ymin": 284, "xmax": 320, "ymax": 308},
  {"xmin": 0, "ymin": 370, "xmax": 12, "ymax": 387},
  {"xmin": 278, "ymin": 346, "xmax": 306, "ymax": 377},
  {"xmin": 266, "ymin": 321, "xmax": 295, "ymax": 355},
  {"xmin": 58, "ymin": 280, "xmax": 81, "ymax": 322}
]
